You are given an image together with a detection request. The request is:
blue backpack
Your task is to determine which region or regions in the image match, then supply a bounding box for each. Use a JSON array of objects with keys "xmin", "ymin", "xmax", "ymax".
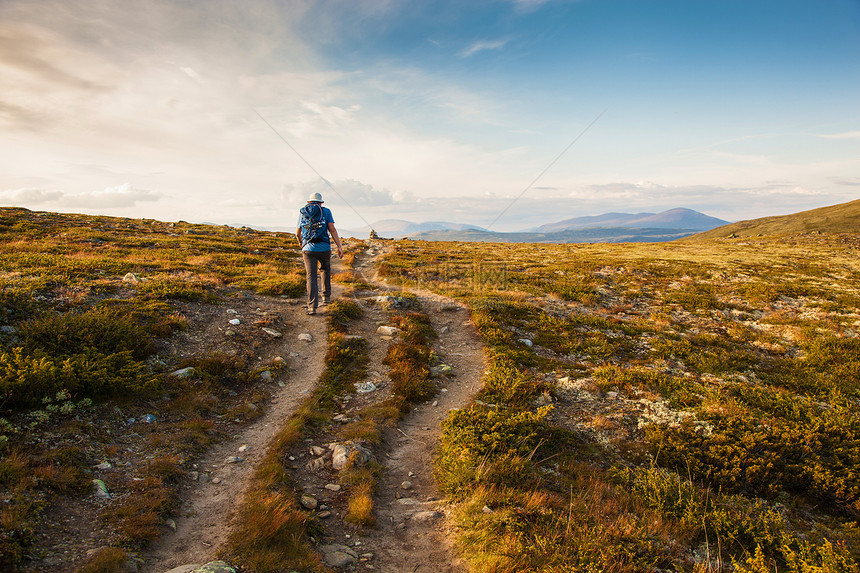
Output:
[{"xmin": 300, "ymin": 203, "xmax": 329, "ymax": 246}]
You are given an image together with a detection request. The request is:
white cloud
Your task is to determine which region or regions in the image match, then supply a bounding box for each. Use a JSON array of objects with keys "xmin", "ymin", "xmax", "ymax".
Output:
[
  {"xmin": 283, "ymin": 179, "xmax": 411, "ymax": 208},
  {"xmin": 459, "ymin": 38, "xmax": 511, "ymax": 58},
  {"xmin": 0, "ymin": 187, "xmax": 62, "ymax": 205},
  {"xmin": 0, "ymin": 183, "xmax": 160, "ymax": 210},
  {"xmin": 814, "ymin": 131, "xmax": 860, "ymax": 140},
  {"xmin": 179, "ymin": 66, "xmax": 204, "ymax": 85},
  {"xmin": 58, "ymin": 183, "xmax": 162, "ymax": 209}
]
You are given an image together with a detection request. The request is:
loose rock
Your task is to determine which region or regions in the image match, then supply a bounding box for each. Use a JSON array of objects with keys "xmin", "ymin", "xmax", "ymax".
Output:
[
  {"xmin": 411, "ymin": 510, "xmax": 442, "ymax": 522},
  {"xmin": 92, "ymin": 479, "xmax": 110, "ymax": 499},
  {"xmin": 306, "ymin": 457, "xmax": 326, "ymax": 471},
  {"xmin": 262, "ymin": 327, "xmax": 282, "ymax": 338},
  {"xmin": 319, "ymin": 544, "xmax": 358, "ymax": 568},
  {"xmin": 430, "ymin": 364, "xmax": 454, "ymax": 378},
  {"xmin": 300, "ymin": 495, "xmax": 318, "ymax": 510},
  {"xmin": 192, "ymin": 562, "xmax": 238, "ymax": 573},
  {"xmin": 298, "ymin": 333, "xmax": 313, "ymax": 342},
  {"xmin": 170, "ymin": 367, "xmax": 196, "ymax": 379},
  {"xmin": 354, "ymin": 381, "xmax": 377, "ymax": 393},
  {"xmin": 331, "ymin": 442, "xmax": 375, "ymax": 471}
]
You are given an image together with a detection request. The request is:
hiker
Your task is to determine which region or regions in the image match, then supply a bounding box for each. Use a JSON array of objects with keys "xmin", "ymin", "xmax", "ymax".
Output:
[{"xmin": 296, "ymin": 192, "xmax": 344, "ymax": 315}]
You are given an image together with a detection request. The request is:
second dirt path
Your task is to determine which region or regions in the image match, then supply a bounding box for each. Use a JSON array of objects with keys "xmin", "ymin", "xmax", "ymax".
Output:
[{"xmin": 346, "ymin": 245, "xmax": 486, "ymax": 572}]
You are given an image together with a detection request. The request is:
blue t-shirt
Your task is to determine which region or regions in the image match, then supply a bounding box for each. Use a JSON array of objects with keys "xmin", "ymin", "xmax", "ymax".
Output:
[{"xmin": 297, "ymin": 205, "xmax": 335, "ymax": 252}]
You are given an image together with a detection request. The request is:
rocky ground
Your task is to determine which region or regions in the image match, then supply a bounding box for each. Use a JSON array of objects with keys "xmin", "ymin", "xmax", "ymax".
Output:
[{"xmin": 131, "ymin": 244, "xmax": 487, "ymax": 573}]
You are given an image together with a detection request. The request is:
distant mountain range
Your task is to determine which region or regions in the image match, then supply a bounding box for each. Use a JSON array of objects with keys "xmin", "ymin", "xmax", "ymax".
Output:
[
  {"xmin": 533, "ymin": 208, "xmax": 728, "ymax": 233},
  {"xmin": 403, "ymin": 227, "xmax": 700, "ymax": 243},
  {"xmin": 343, "ymin": 208, "xmax": 730, "ymax": 243},
  {"xmin": 344, "ymin": 219, "xmax": 486, "ymax": 238}
]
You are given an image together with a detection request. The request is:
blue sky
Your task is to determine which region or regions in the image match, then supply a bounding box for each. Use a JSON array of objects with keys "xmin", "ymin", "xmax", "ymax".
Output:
[{"xmin": 0, "ymin": 0, "xmax": 858, "ymax": 231}]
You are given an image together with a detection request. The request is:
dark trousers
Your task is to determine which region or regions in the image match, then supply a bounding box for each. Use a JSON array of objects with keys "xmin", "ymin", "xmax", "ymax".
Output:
[{"xmin": 302, "ymin": 250, "xmax": 331, "ymax": 311}]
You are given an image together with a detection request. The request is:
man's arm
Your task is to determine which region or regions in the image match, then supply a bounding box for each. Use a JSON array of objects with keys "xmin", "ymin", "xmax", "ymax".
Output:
[
  {"xmin": 328, "ymin": 222, "xmax": 344, "ymax": 258},
  {"xmin": 296, "ymin": 228, "xmax": 302, "ymax": 246}
]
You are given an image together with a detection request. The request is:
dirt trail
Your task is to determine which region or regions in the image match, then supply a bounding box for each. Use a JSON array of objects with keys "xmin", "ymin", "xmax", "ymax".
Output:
[
  {"xmin": 142, "ymin": 287, "xmax": 340, "ymax": 572},
  {"xmin": 346, "ymin": 245, "xmax": 486, "ymax": 573},
  {"xmin": 144, "ymin": 245, "xmax": 485, "ymax": 573}
]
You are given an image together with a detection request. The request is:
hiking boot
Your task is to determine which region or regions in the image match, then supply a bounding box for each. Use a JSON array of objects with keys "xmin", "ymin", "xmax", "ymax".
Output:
[
  {"xmin": 307, "ymin": 308, "xmax": 316, "ymax": 315},
  {"xmin": 321, "ymin": 297, "xmax": 330, "ymax": 305}
]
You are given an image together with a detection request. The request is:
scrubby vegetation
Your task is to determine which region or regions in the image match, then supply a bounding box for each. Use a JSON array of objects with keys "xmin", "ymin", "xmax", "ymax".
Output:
[
  {"xmin": 381, "ymin": 231, "xmax": 860, "ymax": 571},
  {"xmin": 0, "ymin": 207, "xmax": 306, "ymax": 571}
]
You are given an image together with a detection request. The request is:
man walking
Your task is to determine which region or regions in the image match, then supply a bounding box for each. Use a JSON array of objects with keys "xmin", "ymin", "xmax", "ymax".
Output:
[{"xmin": 296, "ymin": 192, "xmax": 343, "ymax": 315}]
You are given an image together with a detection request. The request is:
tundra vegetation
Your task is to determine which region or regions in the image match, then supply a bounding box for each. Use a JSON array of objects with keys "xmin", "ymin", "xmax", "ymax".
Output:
[
  {"xmin": 380, "ymin": 232, "xmax": 860, "ymax": 572},
  {"xmin": 0, "ymin": 207, "xmax": 307, "ymax": 571},
  {"xmin": 3, "ymin": 204, "xmax": 860, "ymax": 573}
]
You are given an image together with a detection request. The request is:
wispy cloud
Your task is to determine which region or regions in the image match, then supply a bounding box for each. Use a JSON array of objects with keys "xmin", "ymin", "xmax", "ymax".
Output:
[
  {"xmin": 814, "ymin": 131, "xmax": 860, "ymax": 140},
  {"xmin": 0, "ymin": 183, "xmax": 161, "ymax": 209},
  {"xmin": 510, "ymin": 0, "xmax": 555, "ymax": 12},
  {"xmin": 283, "ymin": 178, "xmax": 412, "ymax": 207},
  {"xmin": 459, "ymin": 38, "xmax": 511, "ymax": 58},
  {"xmin": 0, "ymin": 188, "xmax": 62, "ymax": 205}
]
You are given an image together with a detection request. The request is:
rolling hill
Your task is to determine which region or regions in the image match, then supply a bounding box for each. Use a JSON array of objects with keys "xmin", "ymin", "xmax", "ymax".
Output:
[
  {"xmin": 405, "ymin": 226, "xmax": 700, "ymax": 243},
  {"xmin": 344, "ymin": 219, "xmax": 486, "ymax": 238},
  {"xmin": 686, "ymin": 198, "xmax": 860, "ymax": 240},
  {"xmin": 535, "ymin": 208, "xmax": 728, "ymax": 233}
]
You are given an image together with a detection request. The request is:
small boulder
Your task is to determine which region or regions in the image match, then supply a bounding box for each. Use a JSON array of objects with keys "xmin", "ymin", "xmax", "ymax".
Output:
[
  {"xmin": 170, "ymin": 367, "xmax": 196, "ymax": 379},
  {"xmin": 354, "ymin": 381, "xmax": 377, "ymax": 393},
  {"xmin": 298, "ymin": 333, "xmax": 313, "ymax": 342},
  {"xmin": 411, "ymin": 510, "xmax": 442, "ymax": 522},
  {"xmin": 192, "ymin": 562, "xmax": 238, "ymax": 573},
  {"xmin": 300, "ymin": 495, "xmax": 318, "ymax": 510},
  {"xmin": 92, "ymin": 479, "xmax": 111, "ymax": 499},
  {"xmin": 376, "ymin": 325, "xmax": 399, "ymax": 336},
  {"xmin": 429, "ymin": 364, "xmax": 454, "ymax": 378},
  {"xmin": 262, "ymin": 327, "xmax": 282, "ymax": 338},
  {"xmin": 306, "ymin": 457, "xmax": 326, "ymax": 471},
  {"xmin": 319, "ymin": 544, "xmax": 358, "ymax": 568},
  {"xmin": 331, "ymin": 442, "xmax": 375, "ymax": 471}
]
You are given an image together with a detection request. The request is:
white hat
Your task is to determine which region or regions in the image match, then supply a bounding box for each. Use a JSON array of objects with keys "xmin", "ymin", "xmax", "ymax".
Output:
[{"xmin": 308, "ymin": 192, "xmax": 324, "ymax": 203}]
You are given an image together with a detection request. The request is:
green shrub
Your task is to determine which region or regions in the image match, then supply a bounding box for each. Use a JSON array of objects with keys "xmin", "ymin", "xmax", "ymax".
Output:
[
  {"xmin": 646, "ymin": 406, "xmax": 860, "ymax": 512},
  {"xmin": 0, "ymin": 347, "xmax": 158, "ymax": 409},
  {"xmin": 476, "ymin": 357, "xmax": 547, "ymax": 410},
  {"xmin": 19, "ymin": 310, "xmax": 154, "ymax": 359},
  {"xmin": 138, "ymin": 278, "xmax": 208, "ymax": 301},
  {"xmin": 76, "ymin": 547, "xmax": 132, "ymax": 573},
  {"xmin": 436, "ymin": 406, "xmax": 550, "ymax": 495},
  {"xmin": 328, "ymin": 299, "xmax": 364, "ymax": 332},
  {"xmin": 384, "ymin": 342, "xmax": 433, "ymax": 404}
]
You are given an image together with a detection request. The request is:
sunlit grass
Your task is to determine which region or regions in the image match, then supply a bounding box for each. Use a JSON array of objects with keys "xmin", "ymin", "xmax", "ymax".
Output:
[{"xmin": 382, "ymin": 232, "xmax": 860, "ymax": 571}]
